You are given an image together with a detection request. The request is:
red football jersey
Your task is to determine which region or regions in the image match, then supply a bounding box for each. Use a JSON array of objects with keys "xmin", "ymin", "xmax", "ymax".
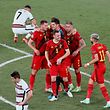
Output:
[
  {"xmin": 31, "ymin": 30, "xmax": 50, "ymax": 55},
  {"xmin": 46, "ymin": 39, "xmax": 69, "ymax": 64},
  {"xmin": 64, "ymin": 31, "xmax": 82, "ymax": 54},
  {"xmin": 91, "ymin": 43, "xmax": 107, "ymax": 64}
]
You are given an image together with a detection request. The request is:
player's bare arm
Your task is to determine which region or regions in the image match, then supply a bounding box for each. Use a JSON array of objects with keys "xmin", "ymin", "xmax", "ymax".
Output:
[
  {"xmin": 45, "ymin": 51, "xmax": 52, "ymax": 67},
  {"xmin": 72, "ymin": 39, "xmax": 86, "ymax": 56},
  {"xmin": 106, "ymin": 51, "xmax": 110, "ymax": 63},
  {"xmin": 28, "ymin": 38, "xmax": 40, "ymax": 55},
  {"xmin": 84, "ymin": 54, "xmax": 99, "ymax": 68},
  {"xmin": 18, "ymin": 90, "xmax": 33, "ymax": 106}
]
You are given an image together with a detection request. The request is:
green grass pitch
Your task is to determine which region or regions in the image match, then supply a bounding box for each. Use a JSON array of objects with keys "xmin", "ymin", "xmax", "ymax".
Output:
[{"xmin": 0, "ymin": 0, "xmax": 110, "ymax": 110}]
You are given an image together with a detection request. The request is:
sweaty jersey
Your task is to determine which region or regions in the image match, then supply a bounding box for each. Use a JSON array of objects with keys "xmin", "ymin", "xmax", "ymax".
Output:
[
  {"xmin": 46, "ymin": 39, "xmax": 69, "ymax": 64},
  {"xmin": 13, "ymin": 9, "xmax": 34, "ymax": 25},
  {"xmin": 15, "ymin": 79, "xmax": 30, "ymax": 104},
  {"xmin": 64, "ymin": 31, "xmax": 82, "ymax": 54},
  {"xmin": 91, "ymin": 43, "xmax": 107, "ymax": 64}
]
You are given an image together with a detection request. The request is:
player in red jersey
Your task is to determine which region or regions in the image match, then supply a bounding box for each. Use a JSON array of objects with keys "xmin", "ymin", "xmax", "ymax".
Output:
[
  {"xmin": 45, "ymin": 30, "xmax": 73, "ymax": 101},
  {"xmin": 64, "ymin": 21, "xmax": 86, "ymax": 92},
  {"xmin": 28, "ymin": 20, "xmax": 50, "ymax": 91},
  {"xmin": 80, "ymin": 33, "xmax": 110, "ymax": 108}
]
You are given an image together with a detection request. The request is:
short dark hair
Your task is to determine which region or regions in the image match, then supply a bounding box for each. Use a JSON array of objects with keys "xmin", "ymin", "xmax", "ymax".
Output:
[
  {"xmin": 52, "ymin": 30, "xmax": 60, "ymax": 35},
  {"xmin": 51, "ymin": 17, "xmax": 60, "ymax": 24},
  {"xmin": 10, "ymin": 71, "xmax": 20, "ymax": 79},
  {"xmin": 24, "ymin": 5, "xmax": 31, "ymax": 9},
  {"xmin": 40, "ymin": 20, "xmax": 48, "ymax": 25},
  {"xmin": 66, "ymin": 21, "xmax": 73, "ymax": 25}
]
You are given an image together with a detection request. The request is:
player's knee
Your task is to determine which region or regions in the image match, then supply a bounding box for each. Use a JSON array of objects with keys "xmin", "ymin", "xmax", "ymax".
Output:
[{"xmin": 63, "ymin": 77, "xmax": 68, "ymax": 82}]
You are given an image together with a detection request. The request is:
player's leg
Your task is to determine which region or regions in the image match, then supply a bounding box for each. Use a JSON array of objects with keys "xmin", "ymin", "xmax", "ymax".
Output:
[
  {"xmin": 59, "ymin": 65, "xmax": 73, "ymax": 98},
  {"xmin": 12, "ymin": 28, "xmax": 19, "ymax": 43},
  {"xmin": 22, "ymin": 25, "xmax": 35, "ymax": 43},
  {"xmin": 97, "ymin": 66, "xmax": 110, "ymax": 108},
  {"xmin": 72, "ymin": 68, "xmax": 81, "ymax": 92},
  {"xmin": 68, "ymin": 71, "xmax": 74, "ymax": 91},
  {"xmin": 29, "ymin": 69, "xmax": 38, "ymax": 90},
  {"xmin": 29, "ymin": 56, "xmax": 42, "ymax": 90},
  {"xmin": 80, "ymin": 77, "xmax": 94, "ymax": 104},
  {"xmin": 72, "ymin": 55, "xmax": 82, "ymax": 92},
  {"xmin": 45, "ymin": 71, "xmax": 52, "ymax": 93},
  {"xmin": 49, "ymin": 65, "xmax": 58, "ymax": 101},
  {"xmin": 99, "ymin": 83, "xmax": 110, "ymax": 108}
]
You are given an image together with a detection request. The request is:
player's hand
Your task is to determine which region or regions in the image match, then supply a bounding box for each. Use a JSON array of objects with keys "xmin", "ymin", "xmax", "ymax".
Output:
[
  {"xmin": 34, "ymin": 49, "xmax": 40, "ymax": 55},
  {"xmin": 18, "ymin": 102, "xmax": 25, "ymax": 106},
  {"xmin": 84, "ymin": 63, "xmax": 89, "ymax": 68},
  {"xmin": 47, "ymin": 60, "xmax": 52, "ymax": 67},
  {"xmin": 72, "ymin": 50, "xmax": 79, "ymax": 56},
  {"xmin": 57, "ymin": 58, "xmax": 62, "ymax": 65}
]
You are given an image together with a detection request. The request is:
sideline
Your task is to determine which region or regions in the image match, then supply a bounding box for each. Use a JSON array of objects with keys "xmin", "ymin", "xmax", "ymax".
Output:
[{"xmin": 0, "ymin": 96, "xmax": 16, "ymax": 107}]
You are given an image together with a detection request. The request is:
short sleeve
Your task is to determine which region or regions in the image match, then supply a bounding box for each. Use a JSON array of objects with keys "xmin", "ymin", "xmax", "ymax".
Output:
[{"xmin": 22, "ymin": 80, "xmax": 30, "ymax": 93}]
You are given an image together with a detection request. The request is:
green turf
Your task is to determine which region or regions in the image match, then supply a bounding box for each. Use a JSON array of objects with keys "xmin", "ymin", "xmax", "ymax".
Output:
[{"xmin": 0, "ymin": 0, "xmax": 110, "ymax": 110}]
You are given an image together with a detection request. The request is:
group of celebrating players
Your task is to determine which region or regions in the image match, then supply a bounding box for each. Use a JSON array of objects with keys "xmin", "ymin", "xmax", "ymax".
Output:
[{"xmin": 11, "ymin": 5, "xmax": 110, "ymax": 109}]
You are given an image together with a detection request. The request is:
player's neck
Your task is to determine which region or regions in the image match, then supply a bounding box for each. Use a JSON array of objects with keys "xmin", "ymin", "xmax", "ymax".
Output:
[
  {"xmin": 53, "ymin": 39, "xmax": 59, "ymax": 44},
  {"xmin": 93, "ymin": 41, "xmax": 98, "ymax": 45}
]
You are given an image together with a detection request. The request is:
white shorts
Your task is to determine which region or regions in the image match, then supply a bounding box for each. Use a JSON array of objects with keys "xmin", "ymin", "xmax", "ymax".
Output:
[
  {"xmin": 12, "ymin": 25, "xmax": 35, "ymax": 35},
  {"xmin": 16, "ymin": 105, "xmax": 28, "ymax": 110}
]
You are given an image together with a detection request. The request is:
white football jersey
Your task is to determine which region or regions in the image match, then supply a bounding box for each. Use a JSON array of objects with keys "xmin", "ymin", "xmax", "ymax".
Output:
[
  {"xmin": 15, "ymin": 79, "xmax": 30, "ymax": 103},
  {"xmin": 13, "ymin": 9, "xmax": 34, "ymax": 25}
]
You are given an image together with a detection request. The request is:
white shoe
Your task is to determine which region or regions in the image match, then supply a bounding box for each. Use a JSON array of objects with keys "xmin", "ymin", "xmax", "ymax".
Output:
[
  {"xmin": 80, "ymin": 98, "xmax": 90, "ymax": 104},
  {"xmin": 72, "ymin": 86, "xmax": 81, "ymax": 92},
  {"xmin": 68, "ymin": 83, "xmax": 74, "ymax": 91},
  {"xmin": 49, "ymin": 96, "xmax": 58, "ymax": 101},
  {"xmin": 103, "ymin": 101, "xmax": 110, "ymax": 108},
  {"xmin": 45, "ymin": 88, "xmax": 53, "ymax": 93},
  {"xmin": 67, "ymin": 91, "xmax": 73, "ymax": 98}
]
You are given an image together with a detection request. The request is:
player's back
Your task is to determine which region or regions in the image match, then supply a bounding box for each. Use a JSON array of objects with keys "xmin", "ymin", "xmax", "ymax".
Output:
[
  {"xmin": 91, "ymin": 43, "xmax": 107, "ymax": 63},
  {"xmin": 13, "ymin": 9, "xmax": 32, "ymax": 25}
]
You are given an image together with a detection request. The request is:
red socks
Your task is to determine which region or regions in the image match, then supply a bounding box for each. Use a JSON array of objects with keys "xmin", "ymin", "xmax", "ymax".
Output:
[
  {"xmin": 86, "ymin": 84, "xmax": 94, "ymax": 98},
  {"xmin": 51, "ymin": 81, "xmax": 57, "ymax": 96},
  {"xmin": 100, "ymin": 86, "xmax": 110, "ymax": 101},
  {"xmin": 45, "ymin": 73, "xmax": 51, "ymax": 89},
  {"xmin": 29, "ymin": 74, "xmax": 36, "ymax": 90},
  {"xmin": 64, "ymin": 81, "xmax": 69, "ymax": 92},
  {"xmin": 76, "ymin": 72, "xmax": 81, "ymax": 87},
  {"xmin": 68, "ymin": 72, "xmax": 72, "ymax": 84}
]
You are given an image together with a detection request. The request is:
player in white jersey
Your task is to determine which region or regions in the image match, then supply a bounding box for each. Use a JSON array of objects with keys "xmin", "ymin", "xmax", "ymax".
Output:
[
  {"xmin": 11, "ymin": 71, "xmax": 33, "ymax": 110},
  {"xmin": 12, "ymin": 5, "xmax": 37, "ymax": 43}
]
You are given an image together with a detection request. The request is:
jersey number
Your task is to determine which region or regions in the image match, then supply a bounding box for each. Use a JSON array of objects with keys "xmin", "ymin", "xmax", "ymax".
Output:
[
  {"xmin": 99, "ymin": 50, "xmax": 105, "ymax": 62},
  {"xmin": 16, "ymin": 12, "xmax": 22, "ymax": 19}
]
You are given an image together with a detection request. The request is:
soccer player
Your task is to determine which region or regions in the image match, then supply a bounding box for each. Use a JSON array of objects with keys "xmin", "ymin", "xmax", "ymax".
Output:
[
  {"xmin": 64, "ymin": 21, "xmax": 86, "ymax": 92},
  {"xmin": 80, "ymin": 33, "xmax": 110, "ymax": 108},
  {"xmin": 10, "ymin": 71, "xmax": 32, "ymax": 110},
  {"xmin": 12, "ymin": 5, "xmax": 37, "ymax": 43},
  {"xmin": 45, "ymin": 30, "xmax": 73, "ymax": 101},
  {"xmin": 46, "ymin": 17, "xmax": 74, "ymax": 92},
  {"xmin": 50, "ymin": 17, "xmax": 65, "ymax": 38},
  {"xmin": 28, "ymin": 20, "xmax": 49, "ymax": 91}
]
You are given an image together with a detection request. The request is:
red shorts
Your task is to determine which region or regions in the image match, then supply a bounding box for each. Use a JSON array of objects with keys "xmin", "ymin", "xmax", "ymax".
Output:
[
  {"xmin": 70, "ymin": 54, "xmax": 82, "ymax": 69},
  {"xmin": 31, "ymin": 55, "xmax": 48, "ymax": 70},
  {"xmin": 91, "ymin": 63, "xmax": 106, "ymax": 84},
  {"xmin": 49, "ymin": 59, "xmax": 69, "ymax": 77}
]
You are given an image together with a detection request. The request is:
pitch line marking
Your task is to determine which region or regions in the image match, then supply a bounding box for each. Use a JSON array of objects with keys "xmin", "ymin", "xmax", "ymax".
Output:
[
  {"xmin": 0, "ymin": 43, "xmax": 32, "ymax": 55},
  {"xmin": 0, "ymin": 96, "xmax": 16, "ymax": 107},
  {"xmin": 0, "ymin": 55, "xmax": 32, "ymax": 68},
  {"xmin": 70, "ymin": 68, "xmax": 110, "ymax": 84}
]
